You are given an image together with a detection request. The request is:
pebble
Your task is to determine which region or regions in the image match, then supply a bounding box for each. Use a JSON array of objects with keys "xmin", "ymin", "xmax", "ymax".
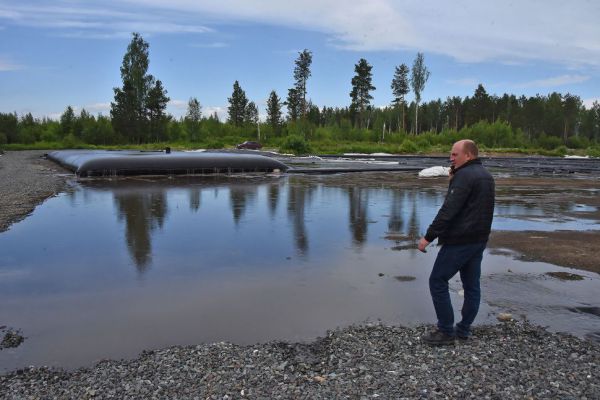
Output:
[{"xmin": 1, "ymin": 322, "xmax": 598, "ymax": 399}]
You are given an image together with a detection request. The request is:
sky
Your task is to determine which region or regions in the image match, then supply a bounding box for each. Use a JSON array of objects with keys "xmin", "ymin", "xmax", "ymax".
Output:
[{"xmin": 1, "ymin": 0, "xmax": 599, "ymax": 121}]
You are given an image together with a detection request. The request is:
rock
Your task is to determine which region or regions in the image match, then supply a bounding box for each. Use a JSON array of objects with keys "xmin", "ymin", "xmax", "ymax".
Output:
[
  {"xmin": 497, "ymin": 313, "xmax": 513, "ymax": 322},
  {"xmin": 0, "ymin": 329, "xmax": 25, "ymax": 349}
]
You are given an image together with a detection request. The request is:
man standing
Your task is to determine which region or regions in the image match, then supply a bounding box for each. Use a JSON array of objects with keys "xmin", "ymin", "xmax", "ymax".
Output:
[{"xmin": 418, "ymin": 139, "xmax": 495, "ymax": 345}]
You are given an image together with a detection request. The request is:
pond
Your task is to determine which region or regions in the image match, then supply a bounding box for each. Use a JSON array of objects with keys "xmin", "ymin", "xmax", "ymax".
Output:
[{"xmin": 1, "ymin": 172, "xmax": 599, "ymax": 372}]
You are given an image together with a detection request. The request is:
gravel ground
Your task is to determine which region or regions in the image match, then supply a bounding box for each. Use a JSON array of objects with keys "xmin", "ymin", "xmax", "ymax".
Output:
[
  {"xmin": 1, "ymin": 322, "xmax": 598, "ymax": 399},
  {"xmin": 0, "ymin": 150, "xmax": 69, "ymax": 233}
]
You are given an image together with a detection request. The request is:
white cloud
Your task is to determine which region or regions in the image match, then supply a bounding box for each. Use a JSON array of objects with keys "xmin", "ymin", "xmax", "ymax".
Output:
[
  {"xmin": 0, "ymin": 1, "xmax": 212, "ymax": 38},
  {"xmin": 190, "ymin": 42, "xmax": 228, "ymax": 48},
  {"xmin": 582, "ymin": 98, "xmax": 599, "ymax": 109},
  {"xmin": 2, "ymin": 0, "xmax": 599, "ymax": 67},
  {"xmin": 47, "ymin": 112, "xmax": 62, "ymax": 120},
  {"xmin": 119, "ymin": 0, "xmax": 600, "ymax": 67},
  {"xmin": 203, "ymin": 106, "xmax": 227, "ymax": 121},
  {"xmin": 516, "ymin": 74, "xmax": 590, "ymax": 89},
  {"xmin": 167, "ymin": 100, "xmax": 229, "ymax": 120},
  {"xmin": 169, "ymin": 99, "xmax": 188, "ymax": 109},
  {"xmin": 84, "ymin": 102, "xmax": 111, "ymax": 114},
  {"xmin": 0, "ymin": 57, "xmax": 23, "ymax": 71}
]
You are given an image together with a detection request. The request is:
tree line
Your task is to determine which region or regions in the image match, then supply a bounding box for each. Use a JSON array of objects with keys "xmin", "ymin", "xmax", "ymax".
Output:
[{"xmin": 1, "ymin": 32, "xmax": 598, "ymax": 154}]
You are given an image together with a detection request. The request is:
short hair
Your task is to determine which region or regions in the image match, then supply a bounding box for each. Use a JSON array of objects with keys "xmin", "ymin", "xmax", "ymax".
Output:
[{"xmin": 462, "ymin": 140, "xmax": 478, "ymax": 158}]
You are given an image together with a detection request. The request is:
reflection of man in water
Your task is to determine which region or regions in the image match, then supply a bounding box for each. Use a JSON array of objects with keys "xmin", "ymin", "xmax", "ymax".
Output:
[{"xmin": 418, "ymin": 140, "xmax": 495, "ymax": 345}]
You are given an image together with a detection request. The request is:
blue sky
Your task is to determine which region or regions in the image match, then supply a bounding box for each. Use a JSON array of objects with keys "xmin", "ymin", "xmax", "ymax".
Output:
[{"xmin": 1, "ymin": 0, "xmax": 599, "ymax": 120}]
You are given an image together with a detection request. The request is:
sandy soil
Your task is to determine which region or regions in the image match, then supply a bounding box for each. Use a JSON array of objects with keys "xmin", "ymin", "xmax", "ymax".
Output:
[
  {"xmin": 488, "ymin": 176, "xmax": 600, "ymax": 274},
  {"xmin": 488, "ymin": 230, "xmax": 600, "ymax": 274}
]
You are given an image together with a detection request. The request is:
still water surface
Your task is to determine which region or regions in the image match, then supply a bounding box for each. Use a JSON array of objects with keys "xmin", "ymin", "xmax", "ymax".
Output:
[{"xmin": 1, "ymin": 173, "xmax": 599, "ymax": 372}]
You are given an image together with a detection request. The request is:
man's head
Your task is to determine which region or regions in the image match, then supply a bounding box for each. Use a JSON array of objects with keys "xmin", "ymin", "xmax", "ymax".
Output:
[{"xmin": 450, "ymin": 139, "xmax": 478, "ymax": 169}]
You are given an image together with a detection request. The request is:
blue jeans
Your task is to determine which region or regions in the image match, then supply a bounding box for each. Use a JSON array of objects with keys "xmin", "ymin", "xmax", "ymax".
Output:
[{"xmin": 429, "ymin": 242, "xmax": 487, "ymax": 337}]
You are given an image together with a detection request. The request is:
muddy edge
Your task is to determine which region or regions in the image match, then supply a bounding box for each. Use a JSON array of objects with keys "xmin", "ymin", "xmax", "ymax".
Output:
[{"xmin": 0, "ymin": 150, "xmax": 598, "ymax": 274}]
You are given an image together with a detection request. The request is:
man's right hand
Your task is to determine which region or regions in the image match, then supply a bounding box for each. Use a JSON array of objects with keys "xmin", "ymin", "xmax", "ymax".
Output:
[{"xmin": 418, "ymin": 237, "xmax": 430, "ymax": 253}]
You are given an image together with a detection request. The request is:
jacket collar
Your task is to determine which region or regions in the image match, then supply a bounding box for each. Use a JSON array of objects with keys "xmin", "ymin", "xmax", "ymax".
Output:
[{"xmin": 454, "ymin": 158, "xmax": 481, "ymax": 173}]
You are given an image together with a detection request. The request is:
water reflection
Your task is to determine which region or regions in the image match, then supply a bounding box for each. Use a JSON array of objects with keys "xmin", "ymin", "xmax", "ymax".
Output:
[
  {"xmin": 387, "ymin": 191, "xmax": 404, "ymax": 233},
  {"xmin": 69, "ymin": 175, "xmax": 600, "ymax": 273},
  {"xmin": 2, "ymin": 173, "xmax": 600, "ymax": 372},
  {"xmin": 287, "ymin": 183, "xmax": 314, "ymax": 255},
  {"xmin": 189, "ymin": 188, "xmax": 201, "ymax": 212},
  {"xmin": 229, "ymin": 185, "xmax": 257, "ymax": 225},
  {"xmin": 347, "ymin": 187, "xmax": 369, "ymax": 247},
  {"xmin": 114, "ymin": 190, "xmax": 168, "ymax": 271}
]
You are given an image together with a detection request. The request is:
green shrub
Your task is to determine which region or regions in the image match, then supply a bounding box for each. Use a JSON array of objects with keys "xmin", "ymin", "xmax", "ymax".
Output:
[
  {"xmin": 552, "ymin": 145, "xmax": 568, "ymax": 156},
  {"xmin": 280, "ymin": 135, "xmax": 311, "ymax": 155},
  {"xmin": 398, "ymin": 139, "xmax": 419, "ymax": 154},
  {"xmin": 62, "ymin": 133, "xmax": 82, "ymax": 148},
  {"xmin": 566, "ymin": 136, "xmax": 590, "ymax": 149},
  {"xmin": 204, "ymin": 139, "xmax": 225, "ymax": 149},
  {"xmin": 586, "ymin": 146, "xmax": 600, "ymax": 157},
  {"xmin": 536, "ymin": 134, "xmax": 563, "ymax": 150}
]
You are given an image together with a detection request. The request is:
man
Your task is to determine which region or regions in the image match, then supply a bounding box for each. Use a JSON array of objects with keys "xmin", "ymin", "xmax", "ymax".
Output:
[{"xmin": 418, "ymin": 139, "xmax": 495, "ymax": 345}]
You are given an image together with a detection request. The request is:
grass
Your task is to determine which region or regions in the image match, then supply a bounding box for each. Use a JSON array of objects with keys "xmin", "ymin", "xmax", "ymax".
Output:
[{"xmin": 2, "ymin": 138, "xmax": 599, "ymax": 158}]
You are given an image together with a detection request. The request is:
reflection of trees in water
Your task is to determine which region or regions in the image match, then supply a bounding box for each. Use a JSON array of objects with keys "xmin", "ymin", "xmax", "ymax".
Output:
[
  {"xmin": 348, "ymin": 187, "xmax": 368, "ymax": 246},
  {"xmin": 408, "ymin": 200, "xmax": 420, "ymax": 241},
  {"xmin": 114, "ymin": 190, "xmax": 168, "ymax": 272},
  {"xmin": 388, "ymin": 190, "xmax": 404, "ymax": 233},
  {"xmin": 189, "ymin": 188, "xmax": 201, "ymax": 212},
  {"xmin": 229, "ymin": 185, "xmax": 257, "ymax": 225},
  {"xmin": 397, "ymin": 191, "xmax": 420, "ymax": 241},
  {"xmin": 287, "ymin": 183, "xmax": 316, "ymax": 256},
  {"xmin": 268, "ymin": 182, "xmax": 281, "ymax": 218}
]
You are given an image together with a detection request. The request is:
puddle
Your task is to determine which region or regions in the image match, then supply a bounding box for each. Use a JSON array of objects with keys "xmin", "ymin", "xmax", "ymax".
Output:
[{"xmin": 0, "ymin": 173, "xmax": 598, "ymax": 373}]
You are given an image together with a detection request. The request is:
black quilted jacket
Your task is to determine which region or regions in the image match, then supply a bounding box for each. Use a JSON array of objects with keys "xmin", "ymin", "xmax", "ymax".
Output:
[{"xmin": 424, "ymin": 159, "xmax": 495, "ymax": 245}]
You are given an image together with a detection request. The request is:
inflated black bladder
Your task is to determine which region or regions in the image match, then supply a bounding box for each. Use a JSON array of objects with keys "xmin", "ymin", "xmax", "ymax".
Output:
[{"xmin": 47, "ymin": 150, "xmax": 289, "ymax": 177}]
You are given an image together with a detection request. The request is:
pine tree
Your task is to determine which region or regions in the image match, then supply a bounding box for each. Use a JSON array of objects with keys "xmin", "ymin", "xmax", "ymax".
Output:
[
  {"xmin": 391, "ymin": 64, "xmax": 410, "ymax": 132},
  {"xmin": 111, "ymin": 32, "xmax": 168, "ymax": 143},
  {"xmin": 245, "ymin": 101, "xmax": 259, "ymax": 125},
  {"xmin": 185, "ymin": 97, "xmax": 202, "ymax": 141},
  {"xmin": 60, "ymin": 106, "xmax": 75, "ymax": 136},
  {"xmin": 227, "ymin": 80, "xmax": 248, "ymax": 126},
  {"xmin": 266, "ymin": 90, "xmax": 283, "ymax": 133},
  {"xmin": 146, "ymin": 79, "xmax": 170, "ymax": 142},
  {"xmin": 293, "ymin": 49, "xmax": 312, "ymax": 118},
  {"xmin": 350, "ymin": 58, "xmax": 376, "ymax": 128},
  {"xmin": 285, "ymin": 88, "xmax": 301, "ymax": 121},
  {"xmin": 186, "ymin": 97, "xmax": 202, "ymax": 121},
  {"xmin": 471, "ymin": 84, "xmax": 490, "ymax": 123},
  {"xmin": 410, "ymin": 52, "xmax": 430, "ymax": 135}
]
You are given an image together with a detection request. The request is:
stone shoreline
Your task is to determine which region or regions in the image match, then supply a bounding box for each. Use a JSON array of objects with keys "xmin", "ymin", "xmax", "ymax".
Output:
[
  {"xmin": 0, "ymin": 150, "xmax": 69, "ymax": 233},
  {"xmin": 1, "ymin": 322, "xmax": 598, "ymax": 399}
]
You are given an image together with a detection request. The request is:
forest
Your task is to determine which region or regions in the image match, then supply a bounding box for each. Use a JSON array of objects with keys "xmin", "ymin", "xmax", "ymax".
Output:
[{"xmin": 1, "ymin": 33, "xmax": 599, "ymax": 156}]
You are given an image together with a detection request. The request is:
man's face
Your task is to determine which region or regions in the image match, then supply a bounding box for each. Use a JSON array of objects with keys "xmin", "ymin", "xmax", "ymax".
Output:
[{"xmin": 450, "ymin": 142, "xmax": 472, "ymax": 169}]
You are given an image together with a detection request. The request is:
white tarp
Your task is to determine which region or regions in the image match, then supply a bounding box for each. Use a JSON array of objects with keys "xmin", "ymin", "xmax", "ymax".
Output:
[{"xmin": 418, "ymin": 166, "xmax": 450, "ymax": 177}]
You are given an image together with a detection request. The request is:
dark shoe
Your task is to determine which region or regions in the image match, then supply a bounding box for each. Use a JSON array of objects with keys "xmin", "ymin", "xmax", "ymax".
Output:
[{"xmin": 422, "ymin": 329, "xmax": 455, "ymax": 346}]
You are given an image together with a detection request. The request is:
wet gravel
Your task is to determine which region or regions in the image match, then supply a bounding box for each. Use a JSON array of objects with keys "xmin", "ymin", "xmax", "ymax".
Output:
[
  {"xmin": 1, "ymin": 322, "xmax": 598, "ymax": 399},
  {"xmin": 0, "ymin": 150, "xmax": 69, "ymax": 233},
  {"xmin": 0, "ymin": 328, "xmax": 25, "ymax": 350}
]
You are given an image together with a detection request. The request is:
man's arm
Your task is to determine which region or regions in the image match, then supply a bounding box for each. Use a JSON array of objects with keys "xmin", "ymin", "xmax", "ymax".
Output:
[{"xmin": 418, "ymin": 181, "xmax": 472, "ymax": 251}]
